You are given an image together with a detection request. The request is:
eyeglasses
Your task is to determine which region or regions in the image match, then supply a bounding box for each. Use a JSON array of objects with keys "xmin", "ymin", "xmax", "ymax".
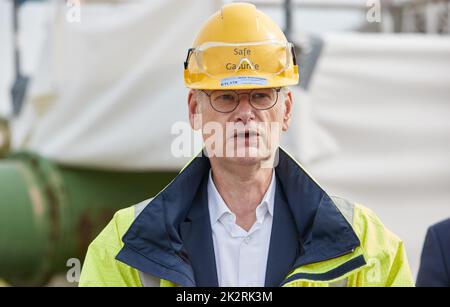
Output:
[{"xmin": 200, "ymin": 88, "xmax": 281, "ymax": 113}]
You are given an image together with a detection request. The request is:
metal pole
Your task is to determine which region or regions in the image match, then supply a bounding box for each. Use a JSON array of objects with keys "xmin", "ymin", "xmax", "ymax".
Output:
[
  {"xmin": 10, "ymin": 0, "xmax": 29, "ymax": 117},
  {"xmin": 284, "ymin": 0, "xmax": 293, "ymax": 40},
  {"xmin": 12, "ymin": 0, "xmax": 20, "ymax": 80},
  {"xmin": 425, "ymin": 1, "xmax": 440, "ymax": 33},
  {"xmin": 447, "ymin": 0, "xmax": 450, "ymax": 33}
]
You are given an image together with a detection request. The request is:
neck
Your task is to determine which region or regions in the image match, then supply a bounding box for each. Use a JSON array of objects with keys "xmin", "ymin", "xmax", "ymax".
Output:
[{"xmin": 209, "ymin": 158, "xmax": 274, "ymax": 231}]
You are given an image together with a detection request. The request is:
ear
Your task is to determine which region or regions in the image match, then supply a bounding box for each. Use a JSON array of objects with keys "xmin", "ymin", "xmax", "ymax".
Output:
[
  {"xmin": 282, "ymin": 90, "xmax": 293, "ymax": 131},
  {"xmin": 188, "ymin": 90, "xmax": 202, "ymax": 130}
]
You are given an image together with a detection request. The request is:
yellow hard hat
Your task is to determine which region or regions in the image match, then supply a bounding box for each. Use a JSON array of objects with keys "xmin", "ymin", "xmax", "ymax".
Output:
[{"xmin": 184, "ymin": 2, "xmax": 299, "ymax": 90}]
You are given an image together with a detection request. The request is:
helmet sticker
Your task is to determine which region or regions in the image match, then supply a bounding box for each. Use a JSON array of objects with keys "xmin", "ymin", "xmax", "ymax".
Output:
[{"xmin": 220, "ymin": 76, "xmax": 268, "ymax": 87}]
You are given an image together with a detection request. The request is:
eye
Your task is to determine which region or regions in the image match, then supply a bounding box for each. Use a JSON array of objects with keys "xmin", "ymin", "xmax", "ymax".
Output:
[
  {"xmin": 252, "ymin": 93, "xmax": 270, "ymax": 99},
  {"xmin": 218, "ymin": 94, "xmax": 236, "ymax": 101}
]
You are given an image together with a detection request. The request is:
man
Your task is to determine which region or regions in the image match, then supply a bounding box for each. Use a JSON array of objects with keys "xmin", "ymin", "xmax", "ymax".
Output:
[
  {"xmin": 79, "ymin": 3, "xmax": 413, "ymax": 287},
  {"xmin": 416, "ymin": 218, "xmax": 450, "ymax": 287}
]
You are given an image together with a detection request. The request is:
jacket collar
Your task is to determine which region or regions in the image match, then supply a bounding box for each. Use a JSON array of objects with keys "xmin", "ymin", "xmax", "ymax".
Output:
[{"xmin": 116, "ymin": 148, "xmax": 361, "ymax": 286}]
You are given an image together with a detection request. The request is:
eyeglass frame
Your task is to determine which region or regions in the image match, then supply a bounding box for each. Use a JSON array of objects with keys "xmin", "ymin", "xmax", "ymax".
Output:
[{"xmin": 199, "ymin": 88, "xmax": 282, "ymax": 113}]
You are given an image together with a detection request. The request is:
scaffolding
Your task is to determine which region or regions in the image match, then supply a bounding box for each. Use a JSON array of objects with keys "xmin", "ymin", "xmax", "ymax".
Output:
[{"xmin": 250, "ymin": 0, "xmax": 450, "ymax": 34}]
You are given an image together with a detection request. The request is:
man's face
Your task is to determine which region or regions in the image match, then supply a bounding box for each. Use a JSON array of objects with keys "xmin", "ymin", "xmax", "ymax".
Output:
[{"xmin": 188, "ymin": 87, "xmax": 293, "ymax": 167}]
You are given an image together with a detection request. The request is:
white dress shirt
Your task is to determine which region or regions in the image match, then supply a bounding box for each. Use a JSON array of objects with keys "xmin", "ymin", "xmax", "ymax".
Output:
[{"xmin": 207, "ymin": 170, "xmax": 276, "ymax": 287}]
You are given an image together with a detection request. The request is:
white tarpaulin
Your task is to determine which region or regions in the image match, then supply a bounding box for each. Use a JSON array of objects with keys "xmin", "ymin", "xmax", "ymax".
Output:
[
  {"xmin": 292, "ymin": 33, "xmax": 450, "ymax": 278},
  {"xmin": 11, "ymin": 0, "xmax": 218, "ymax": 169}
]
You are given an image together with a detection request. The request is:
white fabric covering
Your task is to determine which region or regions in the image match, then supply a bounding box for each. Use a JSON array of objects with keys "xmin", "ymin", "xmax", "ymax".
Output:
[{"xmin": 291, "ymin": 33, "xmax": 450, "ymax": 277}]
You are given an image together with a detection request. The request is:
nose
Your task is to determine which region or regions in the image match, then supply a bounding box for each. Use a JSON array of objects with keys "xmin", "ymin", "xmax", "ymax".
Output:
[{"xmin": 231, "ymin": 93, "xmax": 255, "ymax": 124}]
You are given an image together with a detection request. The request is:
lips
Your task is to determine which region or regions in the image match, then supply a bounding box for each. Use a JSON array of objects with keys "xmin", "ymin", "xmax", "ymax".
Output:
[{"xmin": 233, "ymin": 130, "xmax": 259, "ymax": 138}]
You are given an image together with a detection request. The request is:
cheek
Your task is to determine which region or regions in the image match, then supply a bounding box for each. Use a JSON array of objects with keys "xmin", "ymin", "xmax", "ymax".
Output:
[
  {"xmin": 201, "ymin": 112, "xmax": 227, "ymax": 138},
  {"xmin": 264, "ymin": 107, "xmax": 284, "ymax": 125},
  {"xmin": 257, "ymin": 111, "xmax": 283, "ymax": 141},
  {"xmin": 201, "ymin": 112, "xmax": 220, "ymax": 128}
]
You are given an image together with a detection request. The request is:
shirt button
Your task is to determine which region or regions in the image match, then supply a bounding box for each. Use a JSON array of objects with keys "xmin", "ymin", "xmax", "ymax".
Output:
[{"xmin": 244, "ymin": 236, "xmax": 251, "ymax": 244}]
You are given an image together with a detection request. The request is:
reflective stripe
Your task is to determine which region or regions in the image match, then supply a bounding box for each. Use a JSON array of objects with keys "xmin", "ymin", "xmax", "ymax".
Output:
[
  {"xmin": 134, "ymin": 198, "xmax": 152, "ymax": 218},
  {"xmin": 331, "ymin": 196, "xmax": 354, "ymax": 226},
  {"xmin": 282, "ymin": 196, "xmax": 357, "ymax": 287},
  {"xmin": 330, "ymin": 196, "xmax": 355, "ymax": 287},
  {"xmin": 133, "ymin": 198, "xmax": 161, "ymax": 287},
  {"xmin": 328, "ymin": 197, "xmax": 355, "ymax": 287},
  {"xmin": 329, "ymin": 278, "xmax": 348, "ymax": 287},
  {"xmin": 140, "ymin": 272, "xmax": 160, "ymax": 287},
  {"xmin": 282, "ymin": 255, "xmax": 366, "ymax": 286}
]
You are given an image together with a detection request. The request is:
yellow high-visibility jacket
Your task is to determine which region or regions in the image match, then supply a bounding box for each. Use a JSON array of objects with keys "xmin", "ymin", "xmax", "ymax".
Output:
[{"xmin": 79, "ymin": 148, "xmax": 414, "ymax": 287}]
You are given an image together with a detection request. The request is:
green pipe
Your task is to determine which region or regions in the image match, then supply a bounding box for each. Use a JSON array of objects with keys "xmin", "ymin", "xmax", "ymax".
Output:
[
  {"xmin": 0, "ymin": 152, "xmax": 177, "ymax": 286},
  {"xmin": 0, "ymin": 118, "xmax": 10, "ymax": 158}
]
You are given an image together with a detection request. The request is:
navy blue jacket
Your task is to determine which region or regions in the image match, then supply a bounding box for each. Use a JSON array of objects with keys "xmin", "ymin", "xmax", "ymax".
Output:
[
  {"xmin": 116, "ymin": 148, "xmax": 362, "ymax": 287},
  {"xmin": 416, "ymin": 218, "xmax": 450, "ymax": 287}
]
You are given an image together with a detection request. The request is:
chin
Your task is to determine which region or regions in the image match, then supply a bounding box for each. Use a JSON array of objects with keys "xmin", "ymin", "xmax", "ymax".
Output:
[
  {"xmin": 226, "ymin": 146, "xmax": 272, "ymax": 166},
  {"xmin": 228, "ymin": 156, "xmax": 261, "ymax": 166}
]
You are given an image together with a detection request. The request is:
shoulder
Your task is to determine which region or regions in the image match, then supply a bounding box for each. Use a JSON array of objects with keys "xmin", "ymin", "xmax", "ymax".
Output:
[
  {"xmin": 93, "ymin": 197, "xmax": 153, "ymax": 249},
  {"xmin": 416, "ymin": 218, "xmax": 450, "ymax": 286},
  {"xmin": 424, "ymin": 218, "xmax": 450, "ymax": 257},
  {"xmin": 330, "ymin": 196, "xmax": 413, "ymax": 286},
  {"xmin": 329, "ymin": 195, "xmax": 390, "ymax": 233},
  {"xmin": 79, "ymin": 198, "xmax": 153, "ymax": 287},
  {"xmin": 330, "ymin": 195, "xmax": 405, "ymax": 259},
  {"xmin": 428, "ymin": 218, "xmax": 450, "ymax": 241}
]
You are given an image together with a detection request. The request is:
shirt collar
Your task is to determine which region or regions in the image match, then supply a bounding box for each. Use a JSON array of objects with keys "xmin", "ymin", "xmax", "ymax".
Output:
[{"xmin": 207, "ymin": 169, "xmax": 276, "ymax": 226}]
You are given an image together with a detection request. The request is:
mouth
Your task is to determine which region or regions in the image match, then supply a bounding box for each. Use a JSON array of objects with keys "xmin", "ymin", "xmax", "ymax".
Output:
[{"xmin": 233, "ymin": 130, "xmax": 260, "ymax": 139}]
